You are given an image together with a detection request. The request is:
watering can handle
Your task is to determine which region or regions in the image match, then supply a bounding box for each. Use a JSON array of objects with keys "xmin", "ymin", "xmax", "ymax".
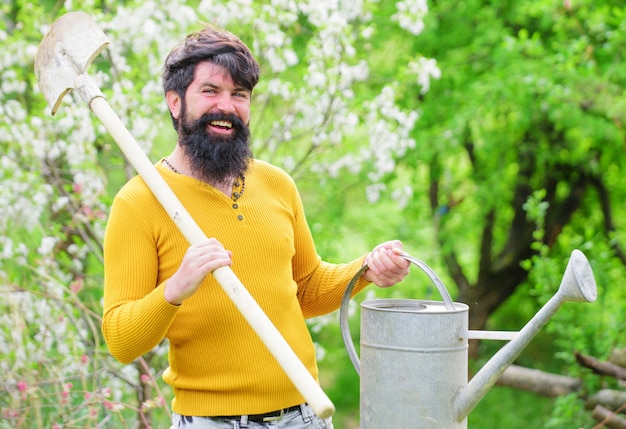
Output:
[{"xmin": 340, "ymin": 253, "xmax": 455, "ymax": 375}]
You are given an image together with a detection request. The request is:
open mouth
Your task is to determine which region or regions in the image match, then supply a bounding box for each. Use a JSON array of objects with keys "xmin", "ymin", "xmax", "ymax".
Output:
[{"xmin": 210, "ymin": 120, "xmax": 233, "ymax": 130}]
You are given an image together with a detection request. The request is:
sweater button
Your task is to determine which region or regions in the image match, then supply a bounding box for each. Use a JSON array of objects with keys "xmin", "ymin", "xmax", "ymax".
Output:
[
  {"xmin": 232, "ymin": 203, "xmax": 238, "ymax": 209},
  {"xmin": 237, "ymin": 215, "xmax": 244, "ymax": 221}
]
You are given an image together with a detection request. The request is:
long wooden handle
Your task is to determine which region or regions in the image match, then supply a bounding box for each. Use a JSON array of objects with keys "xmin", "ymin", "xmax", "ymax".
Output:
[{"xmin": 90, "ymin": 95, "xmax": 335, "ymax": 418}]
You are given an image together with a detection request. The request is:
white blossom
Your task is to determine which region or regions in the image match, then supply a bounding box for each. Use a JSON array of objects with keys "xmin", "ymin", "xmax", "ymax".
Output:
[
  {"xmin": 366, "ymin": 183, "xmax": 387, "ymax": 203},
  {"xmin": 0, "ymin": 237, "xmax": 14, "ymax": 258},
  {"xmin": 408, "ymin": 56, "xmax": 442, "ymax": 94},
  {"xmin": 393, "ymin": 0, "xmax": 429, "ymax": 35},
  {"xmin": 37, "ymin": 236, "xmax": 59, "ymax": 256},
  {"xmin": 391, "ymin": 185, "xmax": 414, "ymax": 209}
]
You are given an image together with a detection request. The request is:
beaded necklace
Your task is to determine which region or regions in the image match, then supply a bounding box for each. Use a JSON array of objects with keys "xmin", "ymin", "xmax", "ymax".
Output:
[{"xmin": 163, "ymin": 157, "xmax": 245, "ymax": 202}]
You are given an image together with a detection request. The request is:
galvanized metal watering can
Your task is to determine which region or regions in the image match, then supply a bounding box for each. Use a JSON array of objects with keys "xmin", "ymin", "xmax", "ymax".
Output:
[{"xmin": 340, "ymin": 249, "xmax": 597, "ymax": 428}]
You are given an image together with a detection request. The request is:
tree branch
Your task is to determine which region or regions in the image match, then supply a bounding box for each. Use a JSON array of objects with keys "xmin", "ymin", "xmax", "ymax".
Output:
[
  {"xmin": 495, "ymin": 364, "xmax": 581, "ymax": 397},
  {"xmin": 575, "ymin": 351, "xmax": 626, "ymax": 381},
  {"xmin": 592, "ymin": 405, "xmax": 626, "ymax": 429}
]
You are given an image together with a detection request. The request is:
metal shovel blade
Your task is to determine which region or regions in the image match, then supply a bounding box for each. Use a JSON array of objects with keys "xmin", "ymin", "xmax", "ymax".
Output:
[{"xmin": 34, "ymin": 11, "xmax": 110, "ymax": 115}]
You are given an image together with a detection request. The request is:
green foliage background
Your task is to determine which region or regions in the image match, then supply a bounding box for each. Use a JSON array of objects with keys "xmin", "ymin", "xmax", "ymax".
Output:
[{"xmin": 1, "ymin": 0, "xmax": 626, "ymax": 428}]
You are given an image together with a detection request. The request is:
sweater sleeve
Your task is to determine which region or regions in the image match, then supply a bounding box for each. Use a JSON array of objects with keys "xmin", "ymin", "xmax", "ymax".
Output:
[{"xmin": 101, "ymin": 191, "xmax": 180, "ymax": 364}]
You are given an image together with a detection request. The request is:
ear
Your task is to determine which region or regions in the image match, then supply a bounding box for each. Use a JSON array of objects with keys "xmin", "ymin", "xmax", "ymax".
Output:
[{"xmin": 165, "ymin": 90, "xmax": 182, "ymax": 120}]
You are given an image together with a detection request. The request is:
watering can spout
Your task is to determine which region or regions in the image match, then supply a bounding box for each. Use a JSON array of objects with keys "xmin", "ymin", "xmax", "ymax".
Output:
[{"xmin": 453, "ymin": 249, "xmax": 597, "ymax": 422}]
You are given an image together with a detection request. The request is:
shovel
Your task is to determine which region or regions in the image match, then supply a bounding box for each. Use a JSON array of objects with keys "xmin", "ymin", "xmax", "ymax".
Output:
[{"xmin": 34, "ymin": 11, "xmax": 334, "ymax": 419}]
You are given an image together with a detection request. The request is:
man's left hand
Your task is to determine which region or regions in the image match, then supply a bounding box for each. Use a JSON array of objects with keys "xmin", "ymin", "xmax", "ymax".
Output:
[{"xmin": 362, "ymin": 240, "xmax": 411, "ymax": 287}]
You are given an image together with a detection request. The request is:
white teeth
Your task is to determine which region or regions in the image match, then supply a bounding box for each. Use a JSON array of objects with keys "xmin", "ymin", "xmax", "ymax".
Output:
[{"xmin": 210, "ymin": 120, "xmax": 233, "ymax": 128}]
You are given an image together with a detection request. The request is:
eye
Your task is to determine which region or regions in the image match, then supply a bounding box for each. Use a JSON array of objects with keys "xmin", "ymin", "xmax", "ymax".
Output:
[{"xmin": 233, "ymin": 91, "xmax": 249, "ymax": 99}]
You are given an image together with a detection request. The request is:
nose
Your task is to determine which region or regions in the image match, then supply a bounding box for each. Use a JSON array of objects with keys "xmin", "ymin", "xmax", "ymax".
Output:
[{"xmin": 215, "ymin": 94, "xmax": 236, "ymax": 115}]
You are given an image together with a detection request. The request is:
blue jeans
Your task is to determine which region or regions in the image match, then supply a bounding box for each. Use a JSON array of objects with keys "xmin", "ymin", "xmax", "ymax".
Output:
[{"xmin": 170, "ymin": 404, "xmax": 333, "ymax": 429}]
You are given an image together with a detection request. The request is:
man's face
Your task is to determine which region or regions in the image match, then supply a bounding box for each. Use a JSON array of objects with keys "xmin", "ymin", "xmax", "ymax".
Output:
[
  {"xmin": 167, "ymin": 61, "xmax": 253, "ymax": 183},
  {"xmin": 181, "ymin": 61, "xmax": 252, "ymax": 129}
]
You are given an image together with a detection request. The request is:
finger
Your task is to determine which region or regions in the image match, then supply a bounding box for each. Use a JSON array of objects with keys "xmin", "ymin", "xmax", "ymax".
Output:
[
  {"xmin": 375, "ymin": 249, "xmax": 408, "ymax": 274},
  {"xmin": 376, "ymin": 253, "xmax": 410, "ymax": 284},
  {"xmin": 197, "ymin": 248, "xmax": 233, "ymax": 270}
]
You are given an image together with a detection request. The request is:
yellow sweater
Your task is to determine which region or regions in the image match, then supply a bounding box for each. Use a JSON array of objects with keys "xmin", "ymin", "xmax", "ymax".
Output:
[{"xmin": 102, "ymin": 159, "xmax": 370, "ymax": 416}]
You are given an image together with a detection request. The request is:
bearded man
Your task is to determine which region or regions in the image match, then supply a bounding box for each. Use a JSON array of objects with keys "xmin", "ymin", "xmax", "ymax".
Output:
[{"xmin": 102, "ymin": 24, "xmax": 410, "ymax": 429}]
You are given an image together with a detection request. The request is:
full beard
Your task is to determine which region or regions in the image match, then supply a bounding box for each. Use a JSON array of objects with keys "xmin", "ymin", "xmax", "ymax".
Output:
[{"xmin": 178, "ymin": 110, "xmax": 252, "ymax": 185}]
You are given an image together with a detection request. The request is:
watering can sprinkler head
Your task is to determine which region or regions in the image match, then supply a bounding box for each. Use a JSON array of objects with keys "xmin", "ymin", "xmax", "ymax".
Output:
[{"xmin": 554, "ymin": 249, "xmax": 597, "ymax": 303}]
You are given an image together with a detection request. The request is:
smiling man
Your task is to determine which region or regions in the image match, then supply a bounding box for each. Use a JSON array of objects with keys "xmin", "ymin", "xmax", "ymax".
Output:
[
  {"xmin": 164, "ymin": 60, "xmax": 252, "ymax": 192},
  {"xmin": 101, "ymin": 24, "xmax": 410, "ymax": 429}
]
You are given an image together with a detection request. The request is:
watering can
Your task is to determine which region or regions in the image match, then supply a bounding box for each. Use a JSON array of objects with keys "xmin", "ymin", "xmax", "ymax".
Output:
[{"xmin": 340, "ymin": 249, "xmax": 597, "ymax": 428}]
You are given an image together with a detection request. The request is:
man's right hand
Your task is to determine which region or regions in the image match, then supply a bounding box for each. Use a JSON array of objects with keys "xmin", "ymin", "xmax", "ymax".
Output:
[{"xmin": 164, "ymin": 238, "xmax": 233, "ymax": 305}]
